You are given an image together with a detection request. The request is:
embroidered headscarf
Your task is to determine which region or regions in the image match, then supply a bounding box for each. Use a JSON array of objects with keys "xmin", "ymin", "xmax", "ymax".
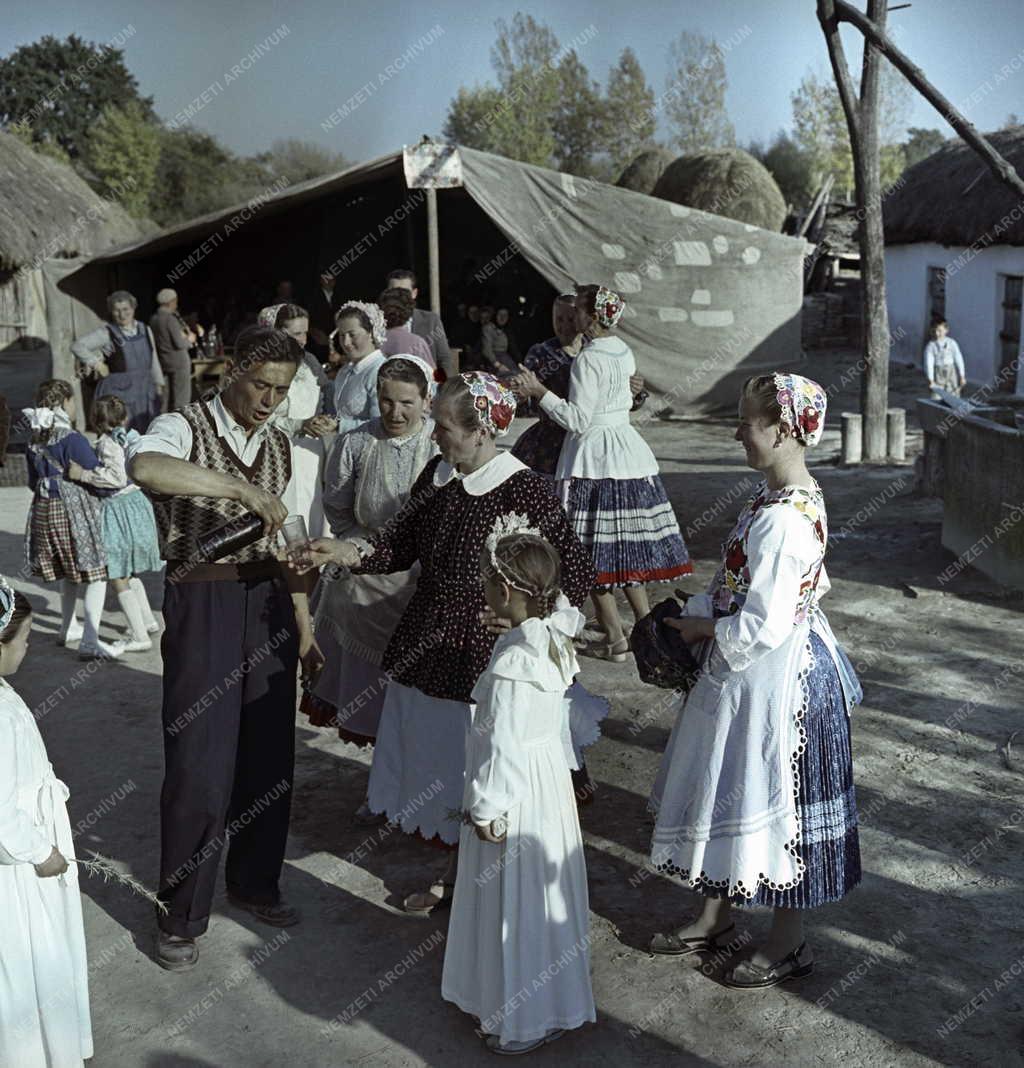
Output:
[
  {"xmin": 336, "ymin": 300, "xmax": 387, "ymax": 348},
  {"xmin": 774, "ymin": 372, "xmax": 827, "ymax": 447},
  {"xmin": 459, "ymin": 372, "xmax": 517, "ymax": 437},
  {"xmin": 586, "ymin": 285, "xmax": 626, "ymax": 329},
  {"xmin": 379, "ymin": 354, "xmax": 442, "ymax": 399},
  {"xmin": 257, "ymin": 304, "xmax": 285, "ymax": 328},
  {"xmin": 0, "ymin": 575, "xmax": 15, "ymax": 632}
]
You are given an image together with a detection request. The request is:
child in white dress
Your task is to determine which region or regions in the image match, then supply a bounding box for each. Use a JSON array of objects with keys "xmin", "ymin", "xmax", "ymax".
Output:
[
  {"xmin": 0, "ymin": 577, "xmax": 93, "ymax": 1066},
  {"xmin": 442, "ymin": 527, "xmax": 595, "ymax": 1055}
]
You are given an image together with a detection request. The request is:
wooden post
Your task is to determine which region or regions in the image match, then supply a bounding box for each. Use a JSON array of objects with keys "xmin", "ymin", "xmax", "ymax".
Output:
[
  {"xmin": 886, "ymin": 407, "xmax": 906, "ymax": 460},
  {"xmin": 841, "ymin": 412, "xmax": 863, "ymax": 464},
  {"xmin": 426, "ymin": 187, "xmax": 440, "ymax": 316}
]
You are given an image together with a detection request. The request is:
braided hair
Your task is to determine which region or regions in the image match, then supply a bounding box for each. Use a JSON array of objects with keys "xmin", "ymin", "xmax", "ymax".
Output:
[{"xmin": 483, "ymin": 533, "xmax": 563, "ymax": 619}]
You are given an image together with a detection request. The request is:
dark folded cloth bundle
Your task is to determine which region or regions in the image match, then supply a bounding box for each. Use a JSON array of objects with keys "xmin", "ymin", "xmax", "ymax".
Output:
[{"xmin": 629, "ymin": 597, "xmax": 702, "ymax": 692}]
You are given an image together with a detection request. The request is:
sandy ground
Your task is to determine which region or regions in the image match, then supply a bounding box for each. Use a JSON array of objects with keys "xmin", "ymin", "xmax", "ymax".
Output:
[{"xmin": 2, "ymin": 349, "xmax": 1022, "ymax": 1068}]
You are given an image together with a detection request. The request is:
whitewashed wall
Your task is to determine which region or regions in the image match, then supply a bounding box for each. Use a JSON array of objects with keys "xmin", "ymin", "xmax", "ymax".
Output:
[{"xmin": 885, "ymin": 241, "xmax": 1024, "ymax": 391}]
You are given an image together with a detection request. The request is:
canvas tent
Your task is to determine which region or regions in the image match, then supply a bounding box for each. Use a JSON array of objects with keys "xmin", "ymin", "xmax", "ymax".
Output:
[{"xmin": 62, "ymin": 145, "xmax": 810, "ymax": 411}]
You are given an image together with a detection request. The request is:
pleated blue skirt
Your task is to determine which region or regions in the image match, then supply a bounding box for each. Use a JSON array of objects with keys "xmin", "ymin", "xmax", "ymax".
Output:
[{"xmin": 700, "ymin": 630, "xmax": 861, "ymax": 909}]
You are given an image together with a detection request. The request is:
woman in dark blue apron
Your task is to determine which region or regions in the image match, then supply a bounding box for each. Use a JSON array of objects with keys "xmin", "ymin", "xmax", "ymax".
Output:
[{"xmin": 71, "ymin": 291, "xmax": 164, "ymax": 433}]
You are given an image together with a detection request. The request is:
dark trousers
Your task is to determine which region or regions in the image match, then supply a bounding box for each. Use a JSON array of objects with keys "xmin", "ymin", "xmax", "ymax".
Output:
[
  {"xmin": 161, "ymin": 351, "xmax": 193, "ymax": 413},
  {"xmin": 157, "ymin": 574, "xmax": 299, "ymax": 937}
]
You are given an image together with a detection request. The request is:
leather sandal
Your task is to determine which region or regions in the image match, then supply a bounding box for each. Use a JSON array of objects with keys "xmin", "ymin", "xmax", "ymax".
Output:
[
  {"xmin": 723, "ymin": 942, "xmax": 814, "ymax": 988},
  {"xmin": 402, "ymin": 880, "xmax": 454, "ymax": 916},
  {"xmin": 578, "ymin": 637, "xmax": 629, "ymax": 663},
  {"xmin": 649, "ymin": 922, "xmax": 737, "ymax": 957}
]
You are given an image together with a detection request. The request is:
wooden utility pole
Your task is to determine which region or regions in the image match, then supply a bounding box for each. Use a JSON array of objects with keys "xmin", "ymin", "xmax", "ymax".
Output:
[
  {"xmin": 818, "ymin": 0, "xmax": 891, "ymax": 459},
  {"xmin": 817, "ymin": 0, "xmax": 1024, "ymax": 459}
]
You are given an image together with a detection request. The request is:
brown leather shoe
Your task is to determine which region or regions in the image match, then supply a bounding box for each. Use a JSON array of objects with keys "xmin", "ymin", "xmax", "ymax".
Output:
[
  {"xmin": 227, "ymin": 895, "xmax": 300, "ymax": 927},
  {"xmin": 156, "ymin": 931, "xmax": 198, "ymax": 972}
]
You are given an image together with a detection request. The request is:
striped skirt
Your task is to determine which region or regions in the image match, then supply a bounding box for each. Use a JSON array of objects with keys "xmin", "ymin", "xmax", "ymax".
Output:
[
  {"xmin": 563, "ymin": 475, "xmax": 693, "ymax": 588},
  {"xmin": 710, "ymin": 631, "xmax": 861, "ymax": 909}
]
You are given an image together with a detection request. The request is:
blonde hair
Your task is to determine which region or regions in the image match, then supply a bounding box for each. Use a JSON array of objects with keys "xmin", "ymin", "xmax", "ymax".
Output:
[
  {"xmin": 481, "ymin": 533, "xmax": 562, "ymax": 619},
  {"xmin": 740, "ymin": 374, "xmax": 783, "ymax": 424}
]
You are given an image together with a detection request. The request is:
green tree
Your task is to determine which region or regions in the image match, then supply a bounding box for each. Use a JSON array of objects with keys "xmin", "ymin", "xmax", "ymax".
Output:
[
  {"xmin": 604, "ymin": 47, "xmax": 656, "ymax": 176},
  {"xmin": 664, "ymin": 32, "xmax": 735, "ymax": 153},
  {"xmin": 0, "ymin": 33, "xmax": 153, "ymax": 160},
  {"xmin": 901, "ymin": 127, "xmax": 945, "ymax": 168},
  {"xmin": 749, "ymin": 131, "xmax": 816, "ymax": 209},
  {"xmin": 551, "ymin": 50, "xmax": 603, "ymax": 176},
  {"xmin": 255, "ymin": 139, "xmax": 349, "ymax": 187},
  {"xmin": 84, "ymin": 102, "xmax": 160, "ymax": 216},
  {"xmin": 442, "ymin": 85, "xmax": 505, "ymax": 152}
]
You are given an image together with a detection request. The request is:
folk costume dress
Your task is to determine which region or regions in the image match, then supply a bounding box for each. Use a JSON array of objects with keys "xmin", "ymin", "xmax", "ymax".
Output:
[
  {"xmin": 304, "ymin": 415, "xmax": 438, "ymax": 743},
  {"xmin": 22, "ymin": 409, "xmax": 108, "ymax": 584},
  {"xmin": 0, "ymin": 676, "xmax": 93, "ymax": 1067},
  {"xmin": 70, "ymin": 428, "xmax": 162, "ymax": 580},
  {"xmin": 650, "ymin": 376, "xmax": 861, "ymax": 907},
  {"xmin": 71, "ymin": 319, "xmax": 163, "ymax": 432},
  {"xmin": 357, "ymin": 446, "xmax": 596, "ymax": 845},
  {"xmin": 538, "ymin": 331, "xmax": 692, "ymax": 587},
  {"xmin": 442, "ymin": 600, "xmax": 596, "ymax": 1044}
]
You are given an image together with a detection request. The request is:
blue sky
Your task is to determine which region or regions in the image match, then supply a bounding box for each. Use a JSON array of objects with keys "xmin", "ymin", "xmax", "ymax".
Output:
[{"xmin": 3, "ymin": 0, "xmax": 1022, "ymax": 162}]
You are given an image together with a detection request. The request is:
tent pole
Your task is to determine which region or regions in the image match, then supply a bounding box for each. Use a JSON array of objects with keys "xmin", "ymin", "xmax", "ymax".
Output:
[{"xmin": 426, "ymin": 188, "xmax": 440, "ymax": 315}]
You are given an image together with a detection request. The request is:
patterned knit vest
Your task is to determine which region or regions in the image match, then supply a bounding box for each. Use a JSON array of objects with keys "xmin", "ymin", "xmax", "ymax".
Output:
[{"xmin": 152, "ymin": 400, "xmax": 292, "ymax": 563}]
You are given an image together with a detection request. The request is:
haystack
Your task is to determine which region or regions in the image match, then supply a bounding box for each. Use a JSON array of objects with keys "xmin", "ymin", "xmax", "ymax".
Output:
[
  {"xmin": 616, "ymin": 146, "xmax": 675, "ymax": 195},
  {"xmin": 652, "ymin": 148, "xmax": 787, "ymax": 232},
  {"xmin": 883, "ymin": 126, "xmax": 1024, "ymax": 246}
]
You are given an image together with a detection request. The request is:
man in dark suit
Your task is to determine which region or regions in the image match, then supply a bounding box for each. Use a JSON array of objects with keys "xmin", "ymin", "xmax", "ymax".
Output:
[
  {"xmin": 385, "ymin": 268, "xmax": 453, "ymax": 376},
  {"xmin": 308, "ymin": 268, "xmax": 343, "ymax": 359}
]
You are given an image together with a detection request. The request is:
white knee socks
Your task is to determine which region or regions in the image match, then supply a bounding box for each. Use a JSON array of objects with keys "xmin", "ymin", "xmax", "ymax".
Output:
[
  {"xmin": 129, "ymin": 576, "xmax": 158, "ymax": 630},
  {"xmin": 60, "ymin": 580, "xmax": 80, "ymax": 640},
  {"xmin": 117, "ymin": 589, "xmax": 150, "ymax": 642},
  {"xmin": 81, "ymin": 581, "xmax": 109, "ymax": 649}
]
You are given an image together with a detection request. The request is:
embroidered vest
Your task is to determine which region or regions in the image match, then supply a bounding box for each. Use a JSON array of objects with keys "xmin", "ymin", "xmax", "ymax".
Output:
[
  {"xmin": 152, "ymin": 400, "xmax": 291, "ymax": 564},
  {"xmin": 710, "ymin": 484, "xmax": 827, "ymax": 624}
]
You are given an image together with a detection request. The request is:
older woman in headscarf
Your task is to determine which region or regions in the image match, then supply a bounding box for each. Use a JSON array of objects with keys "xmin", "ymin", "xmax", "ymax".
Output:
[
  {"xmin": 331, "ymin": 301, "xmax": 388, "ymax": 435},
  {"xmin": 297, "ymin": 372, "xmax": 597, "ymax": 913},
  {"xmin": 71, "ymin": 290, "xmax": 164, "ymax": 433},
  {"xmin": 302, "ymin": 355, "xmax": 440, "ymax": 821},
  {"xmin": 257, "ymin": 304, "xmax": 336, "ymax": 537}
]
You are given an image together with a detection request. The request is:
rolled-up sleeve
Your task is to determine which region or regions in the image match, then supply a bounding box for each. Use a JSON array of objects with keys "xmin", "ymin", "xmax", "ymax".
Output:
[{"xmin": 127, "ymin": 412, "xmax": 193, "ymax": 461}]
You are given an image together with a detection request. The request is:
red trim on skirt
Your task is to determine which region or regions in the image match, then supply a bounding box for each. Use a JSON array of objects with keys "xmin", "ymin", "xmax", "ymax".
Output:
[
  {"xmin": 594, "ymin": 560, "xmax": 694, "ymax": 587},
  {"xmin": 299, "ymin": 691, "xmax": 376, "ymax": 749}
]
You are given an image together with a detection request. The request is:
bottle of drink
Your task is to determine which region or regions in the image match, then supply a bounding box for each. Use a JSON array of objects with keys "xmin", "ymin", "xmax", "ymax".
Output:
[{"xmin": 195, "ymin": 512, "xmax": 264, "ymax": 562}]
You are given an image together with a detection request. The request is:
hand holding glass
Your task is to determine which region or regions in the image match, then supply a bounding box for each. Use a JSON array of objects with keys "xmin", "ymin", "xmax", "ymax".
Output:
[{"xmin": 282, "ymin": 516, "xmax": 313, "ymax": 570}]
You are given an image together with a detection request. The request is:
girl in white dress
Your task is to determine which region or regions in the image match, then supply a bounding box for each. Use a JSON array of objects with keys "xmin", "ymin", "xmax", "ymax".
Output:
[
  {"xmin": 442, "ymin": 528, "xmax": 595, "ymax": 1054},
  {"xmin": 0, "ymin": 577, "xmax": 93, "ymax": 1066},
  {"xmin": 647, "ymin": 374, "xmax": 861, "ymax": 989}
]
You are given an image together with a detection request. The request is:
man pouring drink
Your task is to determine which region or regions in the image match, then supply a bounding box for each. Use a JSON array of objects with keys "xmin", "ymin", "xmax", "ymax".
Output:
[{"xmin": 128, "ymin": 325, "xmax": 324, "ymax": 973}]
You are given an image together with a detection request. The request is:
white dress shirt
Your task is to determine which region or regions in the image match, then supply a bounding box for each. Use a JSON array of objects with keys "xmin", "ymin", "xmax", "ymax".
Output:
[{"xmin": 127, "ymin": 393, "xmax": 299, "ymax": 514}]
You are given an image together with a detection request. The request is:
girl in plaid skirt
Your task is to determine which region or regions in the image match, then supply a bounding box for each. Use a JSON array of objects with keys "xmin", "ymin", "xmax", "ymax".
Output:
[{"xmin": 22, "ymin": 380, "xmax": 124, "ymax": 661}]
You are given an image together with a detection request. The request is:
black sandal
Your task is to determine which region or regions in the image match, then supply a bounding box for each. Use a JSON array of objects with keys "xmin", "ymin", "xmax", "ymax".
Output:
[
  {"xmin": 649, "ymin": 922, "xmax": 737, "ymax": 957},
  {"xmin": 723, "ymin": 942, "xmax": 814, "ymax": 988},
  {"xmin": 402, "ymin": 880, "xmax": 454, "ymax": 917}
]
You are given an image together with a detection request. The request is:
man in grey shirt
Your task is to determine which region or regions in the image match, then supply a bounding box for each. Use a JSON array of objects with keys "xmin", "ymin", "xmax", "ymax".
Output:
[
  {"xmin": 150, "ymin": 288, "xmax": 197, "ymax": 412},
  {"xmin": 384, "ymin": 268, "xmax": 453, "ymax": 376}
]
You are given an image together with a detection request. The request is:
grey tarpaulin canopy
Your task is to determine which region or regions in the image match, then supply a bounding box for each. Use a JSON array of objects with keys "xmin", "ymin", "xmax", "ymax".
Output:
[{"xmin": 62, "ymin": 145, "xmax": 809, "ymax": 412}]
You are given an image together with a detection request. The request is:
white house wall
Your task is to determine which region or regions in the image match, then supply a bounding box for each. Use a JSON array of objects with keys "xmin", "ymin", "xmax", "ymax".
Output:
[{"xmin": 885, "ymin": 242, "xmax": 1024, "ymax": 390}]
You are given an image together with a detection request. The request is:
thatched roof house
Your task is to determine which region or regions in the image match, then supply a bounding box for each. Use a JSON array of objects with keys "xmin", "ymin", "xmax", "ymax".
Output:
[
  {"xmin": 884, "ymin": 127, "xmax": 1024, "ymax": 248},
  {"xmin": 0, "ymin": 129, "xmax": 149, "ymax": 412},
  {"xmin": 0, "ymin": 129, "xmax": 147, "ymax": 273},
  {"xmin": 882, "ymin": 127, "xmax": 1024, "ymax": 391}
]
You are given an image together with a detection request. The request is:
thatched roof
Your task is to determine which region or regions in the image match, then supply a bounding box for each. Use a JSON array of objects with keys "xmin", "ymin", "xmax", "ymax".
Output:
[
  {"xmin": 0, "ymin": 129, "xmax": 150, "ymax": 271},
  {"xmin": 884, "ymin": 127, "xmax": 1024, "ymax": 247},
  {"xmin": 616, "ymin": 147, "xmax": 675, "ymax": 195},
  {"xmin": 652, "ymin": 148, "xmax": 787, "ymax": 232}
]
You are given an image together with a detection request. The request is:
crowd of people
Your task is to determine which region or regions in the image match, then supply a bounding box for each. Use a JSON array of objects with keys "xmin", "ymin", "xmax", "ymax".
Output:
[{"xmin": 2, "ymin": 273, "xmax": 863, "ymax": 1062}]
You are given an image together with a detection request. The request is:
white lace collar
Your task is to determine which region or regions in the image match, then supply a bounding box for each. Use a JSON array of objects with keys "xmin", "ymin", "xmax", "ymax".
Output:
[{"xmin": 432, "ymin": 449, "xmax": 526, "ymax": 496}]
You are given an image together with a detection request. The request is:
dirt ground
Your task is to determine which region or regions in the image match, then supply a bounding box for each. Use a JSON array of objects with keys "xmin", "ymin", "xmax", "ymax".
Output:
[{"xmin": 2, "ymin": 349, "xmax": 1022, "ymax": 1068}]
